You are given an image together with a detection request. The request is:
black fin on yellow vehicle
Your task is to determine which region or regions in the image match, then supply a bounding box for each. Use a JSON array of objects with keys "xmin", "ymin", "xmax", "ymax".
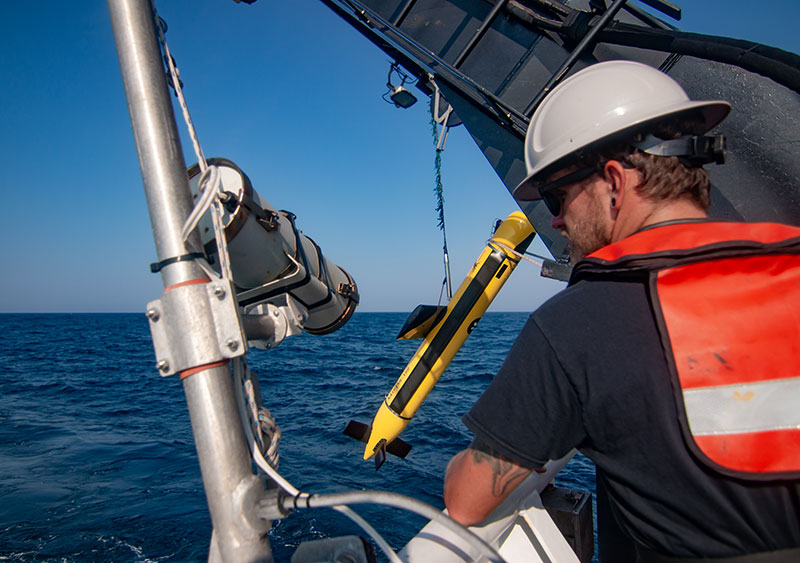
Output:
[
  {"xmin": 343, "ymin": 420, "xmax": 412, "ymax": 465},
  {"xmin": 396, "ymin": 305, "xmax": 447, "ymax": 340},
  {"xmin": 373, "ymin": 440, "xmax": 387, "ymax": 470}
]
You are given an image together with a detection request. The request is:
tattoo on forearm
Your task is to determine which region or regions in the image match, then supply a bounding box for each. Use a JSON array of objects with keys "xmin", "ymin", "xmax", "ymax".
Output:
[{"xmin": 468, "ymin": 439, "xmax": 531, "ymax": 497}]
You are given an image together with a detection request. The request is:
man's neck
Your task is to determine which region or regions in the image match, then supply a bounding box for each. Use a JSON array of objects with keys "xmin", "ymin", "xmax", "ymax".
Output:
[
  {"xmin": 612, "ymin": 198, "xmax": 707, "ymax": 243},
  {"xmin": 641, "ymin": 199, "xmax": 708, "ymax": 229}
]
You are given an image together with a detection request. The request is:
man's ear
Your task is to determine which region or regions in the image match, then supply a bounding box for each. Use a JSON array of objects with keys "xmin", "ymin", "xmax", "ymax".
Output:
[{"xmin": 602, "ymin": 160, "xmax": 630, "ymax": 210}]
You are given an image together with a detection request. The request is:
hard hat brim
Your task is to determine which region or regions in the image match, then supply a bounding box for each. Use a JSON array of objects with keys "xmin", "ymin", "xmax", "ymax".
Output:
[{"xmin": 513, "ymin": 100, "xmax": 731, "ymax": 201}]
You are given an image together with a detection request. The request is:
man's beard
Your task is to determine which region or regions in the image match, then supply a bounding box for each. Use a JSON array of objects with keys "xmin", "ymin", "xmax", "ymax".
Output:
[{"xmin": 565, "ymin": 200, "xmax": 610, "ymax": 264}]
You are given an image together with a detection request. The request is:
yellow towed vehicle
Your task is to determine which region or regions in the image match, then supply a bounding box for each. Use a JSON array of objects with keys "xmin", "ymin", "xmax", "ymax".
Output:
[{"xmin": 346, "ymin": 211, "xmax": 536, "ymax": 467}]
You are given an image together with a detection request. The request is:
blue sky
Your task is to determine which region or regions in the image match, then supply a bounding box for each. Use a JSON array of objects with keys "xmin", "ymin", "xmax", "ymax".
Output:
[{"xmin": 1, "ymin": 1, "xmax": 798, "ymax": 313}]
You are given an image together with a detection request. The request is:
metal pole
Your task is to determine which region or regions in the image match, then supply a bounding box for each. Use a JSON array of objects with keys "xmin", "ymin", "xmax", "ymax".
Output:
[{"xmin": 107, "ymin": 1, "xmax": 271, "ymax": 561}]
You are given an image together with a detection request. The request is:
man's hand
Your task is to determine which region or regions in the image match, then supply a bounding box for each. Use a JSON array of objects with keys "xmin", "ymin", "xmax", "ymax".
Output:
[{"xmin": 443, "ymin": 437, "xmax": 534, "ymax": 526}]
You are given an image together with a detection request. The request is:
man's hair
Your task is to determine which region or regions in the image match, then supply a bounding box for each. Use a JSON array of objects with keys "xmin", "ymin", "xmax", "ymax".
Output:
[{"xmin": 579, "ymin": 117, "xmax": 713, "ymax": 211}]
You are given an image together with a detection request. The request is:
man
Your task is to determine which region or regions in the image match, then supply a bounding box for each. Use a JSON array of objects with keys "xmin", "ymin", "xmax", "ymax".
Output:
[{"xmin": 444, "ymin": 61, "xmax": 800, "ymax": 561}]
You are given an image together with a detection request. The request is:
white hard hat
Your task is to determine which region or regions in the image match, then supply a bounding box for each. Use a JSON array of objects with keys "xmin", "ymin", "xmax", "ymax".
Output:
[{"xmin": 514, "ymin": 60, "xmax": 730, "ymax": 201}]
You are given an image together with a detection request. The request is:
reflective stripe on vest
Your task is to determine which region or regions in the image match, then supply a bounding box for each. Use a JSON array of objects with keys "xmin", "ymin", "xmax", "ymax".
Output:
[{"xmin": 575, "ymin": 221, "xmax": 800, "ymax": 480}]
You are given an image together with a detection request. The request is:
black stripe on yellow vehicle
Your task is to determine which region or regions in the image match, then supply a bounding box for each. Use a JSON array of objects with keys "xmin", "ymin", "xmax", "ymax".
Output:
[
  {"xmin": 389, "ymin": 249, "xmax": 506, "ymax": 414},
  {"xmin": 345, "ymin": 212, "xmax": 536, "ymax": 467}
]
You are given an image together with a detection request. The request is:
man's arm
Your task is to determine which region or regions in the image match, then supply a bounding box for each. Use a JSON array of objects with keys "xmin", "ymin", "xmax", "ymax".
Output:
[{"xmin": 443, "ymin": 437, "xmax": 536, "ymax": 526}]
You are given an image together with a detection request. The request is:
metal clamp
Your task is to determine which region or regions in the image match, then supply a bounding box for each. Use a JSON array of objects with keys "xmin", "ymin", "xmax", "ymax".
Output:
[
  {"xmin": 337, "ymin": 282, "xmax": 357, "ymax": 299},
  {"xmin": 146, "ymin": 279, "xmax": 245, "ymax": 376},
  {"xmin": 240, "ymin": 191, "xmax": 280, "ymax": 232}
]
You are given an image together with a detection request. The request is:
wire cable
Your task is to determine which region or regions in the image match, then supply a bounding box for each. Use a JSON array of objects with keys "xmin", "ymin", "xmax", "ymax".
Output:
[
  {"xmin": 283, "ymin": 491, "xmax": 506, "ymax": 563},
  {"xmin": 594, "ymin": 22, "xmax": 800, "ymax": 95},
  {"xmin": 233, "ymin": 359, "xmax": 503, "ymax": 562},
  {"xmin": 237, "ymin": 355, "xmax": 510, "ymax": 563},
  {"xmin": 152, "ymin": 8, "xmax": 234, "ymax": 280}
]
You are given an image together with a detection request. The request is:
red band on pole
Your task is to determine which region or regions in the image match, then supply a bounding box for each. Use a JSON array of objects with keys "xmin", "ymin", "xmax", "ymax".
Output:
[
  {"xmin": 180, "ymin": 360, "xmax": 228, "ymax": 380},
  {"xmin": 164, "ymin": 278, "xmax": 211, "ymax": 293}
]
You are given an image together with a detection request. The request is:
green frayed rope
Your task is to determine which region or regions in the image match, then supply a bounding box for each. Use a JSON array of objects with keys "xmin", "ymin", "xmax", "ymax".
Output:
[{"xmin": 429, "ymin": 106, "xmax": 449, "ymax": 254}]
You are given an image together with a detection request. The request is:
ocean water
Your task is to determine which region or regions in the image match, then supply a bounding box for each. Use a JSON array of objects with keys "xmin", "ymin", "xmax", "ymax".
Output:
[{"xmin": 0, "ymin": 312, "xmax": 595, "ymax": 562}]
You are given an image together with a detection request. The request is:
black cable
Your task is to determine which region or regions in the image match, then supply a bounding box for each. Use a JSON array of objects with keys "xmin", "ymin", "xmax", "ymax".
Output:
[
  {"xmin": 595, "ymin": 22, "xmax": 800, "ymax": 94},
  {"xmin": 280, "ymin": 490, "xmax": 506, "ymax": 562},
  {"xmin": 508, "ymin": 3, "xmax": 800, "ymax": 94}
]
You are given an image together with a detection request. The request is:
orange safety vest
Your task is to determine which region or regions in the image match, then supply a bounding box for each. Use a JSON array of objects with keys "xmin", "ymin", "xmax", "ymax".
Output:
[{"xmin": 572, "ymin": 220, "xmax": 800, "ymax": 480}]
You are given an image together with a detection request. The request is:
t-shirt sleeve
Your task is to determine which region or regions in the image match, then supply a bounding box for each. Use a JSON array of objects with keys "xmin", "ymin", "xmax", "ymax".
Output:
[{"xmin": 462, "ymin": 314, "xmax": 585, "ymax": 468}]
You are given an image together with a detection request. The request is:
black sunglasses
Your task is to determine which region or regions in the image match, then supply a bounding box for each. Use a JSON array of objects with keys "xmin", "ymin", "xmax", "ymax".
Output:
[
  {"xmin": 537, "ymin": 160, "xmax": 635, "ymax": 216},
  {"xmin": 537, "ymin": 166, "xmax": 598, "ymax": 216}
]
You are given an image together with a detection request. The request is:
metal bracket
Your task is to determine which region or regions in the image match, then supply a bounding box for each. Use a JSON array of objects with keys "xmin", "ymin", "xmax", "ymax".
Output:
[
  {"xmin": 231, "ymin": 474, "xmax": 273, "ymax": 535},
  {"xmin": 256, "ymin": 211, "xmax": 280, "ymax": 232},
  {"xmin": 240, "ymin": 190, "xmax": 280, "ymax": 232},
  {"xmin": 236, "ymin": 252, "xmax": 307, "ymax": 307},
  {"xmin": 256, "ymin": 488, "xmax": 291, "ymax": 521},
  {"xmin": 146, "ymin": 279, "xmax": 245, "ymax": 376},
  {"xmin": 337, "ymin": 282, "xmax": 357, "ymax": 299},
  {"xmin": 541, "ymin": 259, "xmax": 572, "ymax": 282},
  {"xmin": 244, "ymin": 297, "xmax": 307, "ymax": 350},
  {"xmin": 431, "ymin": 81, "xmax": 463, "ymax": 151}
]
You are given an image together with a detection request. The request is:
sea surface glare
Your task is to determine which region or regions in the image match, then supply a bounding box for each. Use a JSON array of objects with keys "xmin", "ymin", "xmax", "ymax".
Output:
[{"xmin": 0, "ymin": 312, "xmax": 596, "ymax": 562}]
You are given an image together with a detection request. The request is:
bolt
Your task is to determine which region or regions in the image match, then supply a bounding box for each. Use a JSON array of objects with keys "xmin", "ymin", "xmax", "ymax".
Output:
[
  {"xmin": 226, "ymin": 339, "xmax": 239, "ymax": 351},
  {"xmin": 146, "ymin": 308, "xmax": 160, "ymax": 322},
  {"xmin": 157, "ymin": 359, "xmax": 169, "ymax": 372},
  {"xmin": 213, "ymin": 285, "xmax": 226, "ymax": 299}
]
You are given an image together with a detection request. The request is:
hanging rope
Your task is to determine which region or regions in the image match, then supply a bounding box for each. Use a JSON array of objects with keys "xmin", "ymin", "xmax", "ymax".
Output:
[
  {"xmin": 153, "ymin": 12, "xmax": 233, "ymax": 282},
  {"xmin": 429, "ymin": 104, "xmax": 453, "ymax": 302}
]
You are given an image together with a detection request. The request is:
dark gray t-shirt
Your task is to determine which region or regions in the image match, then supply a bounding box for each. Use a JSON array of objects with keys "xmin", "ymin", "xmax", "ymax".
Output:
[{"xmin": 463, "ymin": 276, "xmax": 800, "ymax": 558}]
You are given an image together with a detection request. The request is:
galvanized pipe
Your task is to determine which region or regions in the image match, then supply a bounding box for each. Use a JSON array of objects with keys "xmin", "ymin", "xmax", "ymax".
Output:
[
  {"xmin": 183, "ymin": 362, "xmax": 272, "ymax": 562},
  {"xmin": 107, "ymin": 1, "xmax": 271, "ymax": 560}
]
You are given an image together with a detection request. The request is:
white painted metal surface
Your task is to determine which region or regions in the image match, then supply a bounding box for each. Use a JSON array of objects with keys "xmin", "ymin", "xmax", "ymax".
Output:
[{"xmin": 402, "ymin": 452, "xmax": 579, "ymax": 562}]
